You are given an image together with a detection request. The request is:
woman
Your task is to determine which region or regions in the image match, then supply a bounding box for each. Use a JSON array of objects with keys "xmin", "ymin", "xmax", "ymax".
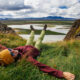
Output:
[{"xmin": 0, "ymin": 25, "xmax": 75, "ymax": 80}]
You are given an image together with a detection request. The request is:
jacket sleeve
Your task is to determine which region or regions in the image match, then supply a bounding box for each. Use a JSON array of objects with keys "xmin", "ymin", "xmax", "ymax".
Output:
[
  {"xmin": 27, "ymin": 56, "xmax": 64, "ymax": 79},
  {"xmin": 0, "ymin": 44, "xmax": 7, "ymax": 51}
]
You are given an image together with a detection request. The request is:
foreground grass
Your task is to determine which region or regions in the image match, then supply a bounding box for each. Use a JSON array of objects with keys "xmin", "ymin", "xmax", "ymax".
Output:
[
  {"xmin": 15, "ymin": 29, "xmax": 65, "ymax": 35},
  {"xmin": 0, "ymin": 33, "xmax": 80, "ymax": 80}
]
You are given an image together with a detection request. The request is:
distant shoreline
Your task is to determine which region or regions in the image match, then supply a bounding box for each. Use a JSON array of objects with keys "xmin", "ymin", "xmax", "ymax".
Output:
[{"xmin": 0, "ymin": 20, "xmax": 74, "ymax": 25}]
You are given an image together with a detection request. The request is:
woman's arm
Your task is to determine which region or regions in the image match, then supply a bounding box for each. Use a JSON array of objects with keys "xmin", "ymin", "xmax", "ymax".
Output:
[
  {"xmin": 27, "ymin": 56, "xmax": 64, "ymax": 79},
  {"xmin": 27, "ymin": 56, "xmax": 75, "ymax": 80}
]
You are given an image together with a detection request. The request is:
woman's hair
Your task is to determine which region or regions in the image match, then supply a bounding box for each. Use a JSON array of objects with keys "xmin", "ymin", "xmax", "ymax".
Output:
[{"xmin": 14, "ymin": 53, "xmax": 21, "ymax": 62}]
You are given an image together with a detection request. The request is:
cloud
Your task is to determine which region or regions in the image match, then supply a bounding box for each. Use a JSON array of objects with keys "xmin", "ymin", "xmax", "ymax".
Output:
[
  {"xmin": 24, "ymin": 0, "xmax": 80, "ymax": 18},
  {"xmin": 0, "ymin": 6, "xmax": 32, "ymax": 11},
  {"xmin": 0, "ymin": 0, "xmax": 32, "ymax": 11},
  {"xmin": 0, "ymin": 0, "xmax": 80, "ymax": 18}
]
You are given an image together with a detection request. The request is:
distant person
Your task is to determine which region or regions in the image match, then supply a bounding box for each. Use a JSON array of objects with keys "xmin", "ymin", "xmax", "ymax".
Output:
[{"xmin": 0, "ymin": 25, "xmax": 75, "ymax": 80}]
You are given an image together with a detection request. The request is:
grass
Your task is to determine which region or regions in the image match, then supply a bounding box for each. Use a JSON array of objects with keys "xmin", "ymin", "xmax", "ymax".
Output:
[
  {"xmin": 0, "ymin": 33, "xmax": 26, "ymax": 48},
  {"xmin": 0, "ymin": 33, "xmax": 80, "ymax": 80},
  {"xmin": 36, "ymin": 24, "xmax": 55, "ymax": 27},
  {"xmin": 0, "ymin": 20, "xmax": 74, "ymax": 25},
  {"xmin": 15, "ymin": 29, "xmax": 65, "ymax": 35}
]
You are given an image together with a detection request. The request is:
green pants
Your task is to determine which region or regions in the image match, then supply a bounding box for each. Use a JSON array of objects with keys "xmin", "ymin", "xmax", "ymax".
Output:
[{"xmin": 26, "ymin": 30, "xmax": 45, "ymax": 50}]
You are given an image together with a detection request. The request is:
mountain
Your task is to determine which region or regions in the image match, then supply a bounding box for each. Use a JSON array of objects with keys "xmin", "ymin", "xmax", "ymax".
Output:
[
  {"xmin": 37, "ymin": 16, "xmax": 75, "ymax": 20},
  {"xmin": 0, "ymin": 16, "xmax": 75, "ymax": 21}
]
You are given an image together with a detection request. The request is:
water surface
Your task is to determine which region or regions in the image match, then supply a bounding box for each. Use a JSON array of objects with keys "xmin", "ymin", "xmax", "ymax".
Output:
[{"xmin": 8, "ymin": 24, "xmax": 70, "ymax": 42}]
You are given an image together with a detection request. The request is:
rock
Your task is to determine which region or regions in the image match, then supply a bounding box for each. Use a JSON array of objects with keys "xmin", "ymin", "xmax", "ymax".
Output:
[
  {"xmin": 64, "ymin": 19, "xmax": 80, "ymax": 41},
  {"xmin": 0, "ymin": 22, "xmax": 17, "ymax": 34}
]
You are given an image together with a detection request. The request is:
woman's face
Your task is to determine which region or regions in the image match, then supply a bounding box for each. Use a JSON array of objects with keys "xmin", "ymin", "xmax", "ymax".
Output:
[{"xmin": 11, "ymin": 50, "xmax": 19, "ymax": 58}]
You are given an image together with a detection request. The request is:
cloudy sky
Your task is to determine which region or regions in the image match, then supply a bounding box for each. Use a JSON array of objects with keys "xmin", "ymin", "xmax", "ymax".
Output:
[{"xmin": 0, "ymin": 0, "xmax": 80, "ymax": 19}]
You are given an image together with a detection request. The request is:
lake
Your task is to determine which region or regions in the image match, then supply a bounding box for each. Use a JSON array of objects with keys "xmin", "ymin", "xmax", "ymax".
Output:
[{"xmin": 8, "ymin": 24, "xmax": 70, "ymax": 42}]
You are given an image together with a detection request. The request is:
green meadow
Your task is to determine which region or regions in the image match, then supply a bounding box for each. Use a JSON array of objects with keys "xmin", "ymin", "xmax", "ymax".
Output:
[
  {"xmin": 0, "ymin": 20, "xmax": 73, "ymax": 25},
  {"xmin": 15, "ymin": 29, "xmax": 65, "ymax": 35},
  {"xmin": 0, "ymin": 33, "xmax": 80, "ymax": 80}
]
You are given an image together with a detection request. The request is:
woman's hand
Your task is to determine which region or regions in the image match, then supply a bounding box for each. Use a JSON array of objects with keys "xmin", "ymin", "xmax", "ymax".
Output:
[{"xmin": 63, "ymin": 72, "xmax": 75, "ymax": 80}]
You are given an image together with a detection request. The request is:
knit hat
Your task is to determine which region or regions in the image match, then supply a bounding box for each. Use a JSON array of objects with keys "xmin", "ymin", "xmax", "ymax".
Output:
[{"xmin": 0, "ymin": 49, "xmax": 14, "ymax": 65}]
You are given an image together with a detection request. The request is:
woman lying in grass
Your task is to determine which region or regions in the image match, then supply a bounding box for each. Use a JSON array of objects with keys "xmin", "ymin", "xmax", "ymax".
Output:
[{"xmin": 0, "ymin": 25, "xmax": 75, "ymax": 80}]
